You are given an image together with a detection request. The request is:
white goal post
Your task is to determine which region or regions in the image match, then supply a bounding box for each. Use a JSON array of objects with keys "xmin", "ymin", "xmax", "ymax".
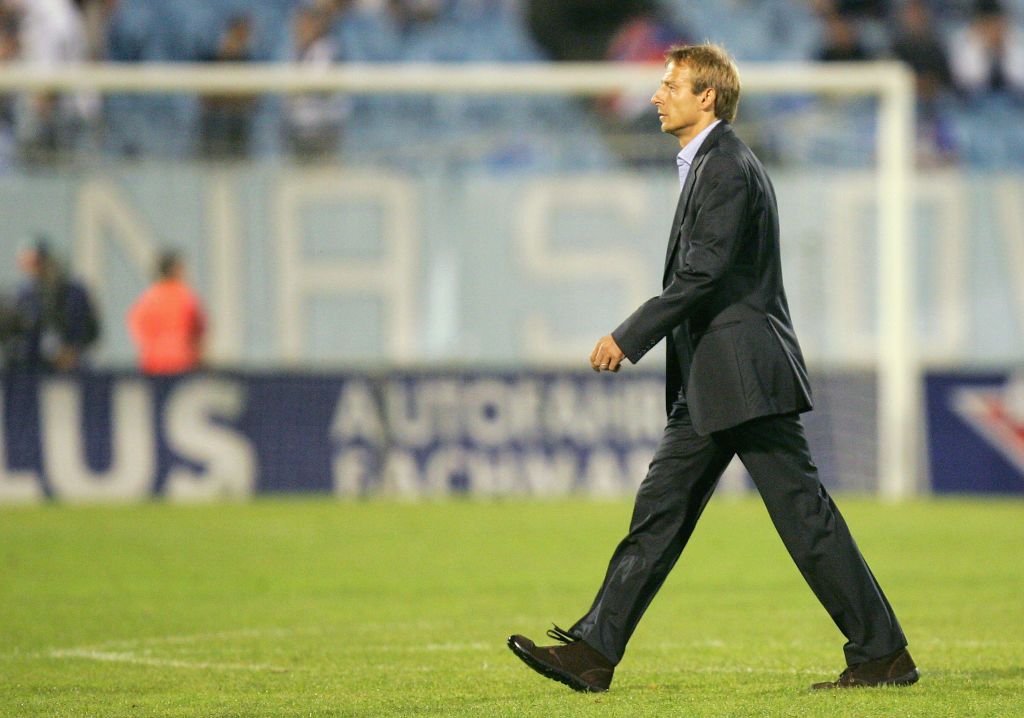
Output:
[{"xmin": 0, "ymin": 61, "xmax": 918, "ymax": 499}]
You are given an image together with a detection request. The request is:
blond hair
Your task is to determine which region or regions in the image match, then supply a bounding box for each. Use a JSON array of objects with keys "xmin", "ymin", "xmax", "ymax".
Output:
[{"xmin": 664, "ymin": 44, "xmax": 741, "ymax": 123}]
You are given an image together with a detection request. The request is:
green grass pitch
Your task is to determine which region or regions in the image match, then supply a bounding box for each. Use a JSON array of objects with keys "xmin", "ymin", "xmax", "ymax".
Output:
[{"xmin": 2, "ymin": 496, "xmax": 1022, "ymax": 717}]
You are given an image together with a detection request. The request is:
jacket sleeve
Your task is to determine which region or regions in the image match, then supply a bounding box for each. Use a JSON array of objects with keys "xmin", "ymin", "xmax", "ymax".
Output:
[{"xmin": 612, "ymin": 154, "xmax": 749, "ymax": 363}]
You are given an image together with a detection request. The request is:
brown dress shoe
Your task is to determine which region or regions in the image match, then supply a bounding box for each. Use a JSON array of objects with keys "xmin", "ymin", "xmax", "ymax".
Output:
[
  {"xmin": 812, "ymin": 648, "xmax": 919, "ymax": 689},
  {"xmin": 507, "ymin": 626, "xmax": 614, "ymax": 692}
]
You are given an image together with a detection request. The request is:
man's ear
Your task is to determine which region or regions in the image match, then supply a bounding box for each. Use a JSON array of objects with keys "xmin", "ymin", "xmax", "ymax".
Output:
[{"xmin": 702, "ymin": 88, "xmax": 716, "ymax": 110}]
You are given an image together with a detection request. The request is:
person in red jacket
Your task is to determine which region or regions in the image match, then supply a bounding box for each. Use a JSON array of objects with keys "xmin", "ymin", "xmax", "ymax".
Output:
[{"xmin": 128, "ymin": 251, "xmax": 206, "ymax": 374}]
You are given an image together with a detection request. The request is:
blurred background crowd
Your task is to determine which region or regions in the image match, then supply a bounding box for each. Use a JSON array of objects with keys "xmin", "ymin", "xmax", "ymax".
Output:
[{"xmin": 0, "ymin": 0, "xmax": 1022, "ymax": 171}]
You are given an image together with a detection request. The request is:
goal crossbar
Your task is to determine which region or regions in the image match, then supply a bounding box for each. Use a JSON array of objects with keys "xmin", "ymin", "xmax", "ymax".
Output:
[{"xmin": 0, "ymin": 61, "xmax": 907, "ymax": 95}]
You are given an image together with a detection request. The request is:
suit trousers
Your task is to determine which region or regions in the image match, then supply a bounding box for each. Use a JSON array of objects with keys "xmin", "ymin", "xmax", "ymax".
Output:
[{"xmin": 568, "ymin": 401, "xmax": 907, "ymax": 667}]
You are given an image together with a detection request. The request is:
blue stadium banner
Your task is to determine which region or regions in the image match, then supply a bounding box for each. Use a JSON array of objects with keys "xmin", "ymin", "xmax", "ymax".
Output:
[
  {"xmin": 925, "ymin": 370, "xmax": 1024, "ymax": 493},
  {"xmin": 0, "ymin": 371, "xmax": 665, "ymax": 502}
]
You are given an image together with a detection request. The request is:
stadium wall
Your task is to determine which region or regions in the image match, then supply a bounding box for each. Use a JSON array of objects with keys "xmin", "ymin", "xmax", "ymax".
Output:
[{"xmin": 1, "ymin": 165, "xmax": 1022, "ymax": 367}]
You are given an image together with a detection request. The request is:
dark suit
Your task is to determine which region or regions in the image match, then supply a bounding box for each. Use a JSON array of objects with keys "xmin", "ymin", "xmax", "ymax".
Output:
[{"xmin": 568, "ymin": 123, "xmax": 907, "ymax": 667}]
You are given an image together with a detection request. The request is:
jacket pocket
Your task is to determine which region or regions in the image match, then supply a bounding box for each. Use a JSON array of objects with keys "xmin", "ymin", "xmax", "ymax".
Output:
[
  {"xmin": 691, "ymin": 319, "xmax": 742, "ymax": 343},
  {"xmin": 704, "ymin": 320, "xmax": 742, "ymax": 333}
]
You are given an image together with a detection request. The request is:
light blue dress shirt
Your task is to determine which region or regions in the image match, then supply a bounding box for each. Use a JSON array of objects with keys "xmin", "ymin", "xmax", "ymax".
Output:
[{"xmin": 676, "ymin": 119, "xmax": 721, "ymax": 189}]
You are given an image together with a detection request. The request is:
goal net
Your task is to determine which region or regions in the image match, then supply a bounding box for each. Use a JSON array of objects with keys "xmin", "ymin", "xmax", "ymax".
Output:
[{"xmin": 0, "ymin": 61, "xmax": 917, "ymax": 498}]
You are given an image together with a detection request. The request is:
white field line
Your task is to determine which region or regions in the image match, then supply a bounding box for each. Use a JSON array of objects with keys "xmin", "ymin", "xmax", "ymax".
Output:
[
  {"xmin": 38, "ymin": 627, "xmax": 320, "ymax": 672},
  {"xmin": 7, "ymin": 627, "xmax": 1018, "ymax": 674},
  {"xmin": 659, "ymin": 665, "xmax": 828, "ymax": 676},
  {"xmin": 47, "ymin": 648, "xmax": 291, "ymax": 673},
  {"xmin": 1, "ymin": 626, "xmax": 319, "ymax": 670},
  {"xmin": 367, "ymin": 642, "xmax": 492, "ymax": 652},
  {"xmin": 76, "ymin": 625, "xmax": 324, "ymax": 651},
  {"xmin": 917, "ymin": 637, "xmax": 1024, "ymax": 648},
  {"xmin": 643, "ymin": 637, "xmax": 1024, "ymax": 652},
  {"xmin": 361, "ymin": 662, "xmax": 831, "ymax": 676}
]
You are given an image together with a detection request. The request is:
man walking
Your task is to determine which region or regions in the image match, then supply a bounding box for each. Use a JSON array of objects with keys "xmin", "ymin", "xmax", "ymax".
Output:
[{"xmin": 507, "ymin": 44, "xmax": 917, "ymax": 692}]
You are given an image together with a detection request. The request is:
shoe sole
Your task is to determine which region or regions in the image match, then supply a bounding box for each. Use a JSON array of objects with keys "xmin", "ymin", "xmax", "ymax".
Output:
[
  {"xmin": 812, "ymin": 668, "xmax": 920, "ymax": 690},
  {"xmin": 888, "ymin": 668, "xmax": 921, "ymax": 686},
  {"xmin": 506, "ymin": 636, "xmax": 607, "ymax": 693}
]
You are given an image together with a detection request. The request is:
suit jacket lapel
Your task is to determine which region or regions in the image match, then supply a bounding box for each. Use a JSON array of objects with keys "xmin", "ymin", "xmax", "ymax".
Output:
[{"xmin": 662, "ymin": 123, "xmax": 732, "ymax": 281}]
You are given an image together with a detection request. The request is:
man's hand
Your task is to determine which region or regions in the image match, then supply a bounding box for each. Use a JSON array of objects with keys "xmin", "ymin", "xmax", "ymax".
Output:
[{"xmin": 590, "ymin": 334, "xmax": 625, "ymax": 373}]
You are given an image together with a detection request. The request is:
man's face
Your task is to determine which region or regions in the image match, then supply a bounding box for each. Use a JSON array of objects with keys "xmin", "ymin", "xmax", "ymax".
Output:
[
  {"xmin": 977, "ymin": 15, "xmax": 1007, "ymax": 49},
  {"xmin": 17, "ymin": 249, "xmax": 40, "ymax": 278},
  {"xmin": 650, "ymin": 62, "xmax": 713, "ymax": 139}
]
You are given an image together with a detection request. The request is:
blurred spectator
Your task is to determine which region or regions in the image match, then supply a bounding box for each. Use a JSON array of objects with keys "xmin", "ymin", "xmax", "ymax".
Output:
[
  {"xmin": 198, "ymin": 14, "xmax": 255, "ymax": 158},
  {"xmin": 7, "ymin": 0, "xmax": 96, "ymax": 162},
  {"xmin": 104, "ymin": 0, "xmax": 159, "ymax": 62},
  {"xmin": 817, "ymin": 11, "xmax": 874, "ymax": 61},
  {"xmin": 14, "ymin": 237, "xmax": 101, "ymax": 372},
  {"xmin": 128, "ymin": 250, "xmax": 206, "ymax": 375},
  {"xmin": 0, "ymin": 6, "xmax": 19, "ymax": 170},
  {"xmin": 892, "ymin": 0, "xmax": 954, "ymax": 97},
  {"xmin": 605, "ymin": 12, "xmax": 685, "ymax": 65},
  {"xmin": 598, "ymin": 8, "xmax": 687, "ymax": 150},
  {"xmin": 893, "ymin": 1, "xmax": 958, "ymax": 164},
  {"xmin": 284, "ymin": 6, "xmax": 350, "ymax": 161},
  {"xmin": 0, "ymin": 5, "xmax": 17, "ymax": 58},
  {"xmin": 832, "ymin": 0, "xmax": 888, "ymax": 18},
  {"xmin": 949, "ymin": 0, "xmax": 1024, "ymax": 94},
  {"xmin": 77, "ymin": 0, "xmax": 118, "ymax": 61},
  {"xmin": 0, "ymin": 3, "xmax": 15, "ymax": 46},
  {"xmin": 388, "ymin": 0, "xmax": 445, "ymax": 34},
  {"xmin": 527, "ymin": 0, "xmax": 656, "ymax": 61}
]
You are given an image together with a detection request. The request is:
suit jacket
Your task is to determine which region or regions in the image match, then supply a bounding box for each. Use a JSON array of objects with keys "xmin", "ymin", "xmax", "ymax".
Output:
[{"xmin": 612, "ymin": 122, "xmax": 813, "ymax": 435}]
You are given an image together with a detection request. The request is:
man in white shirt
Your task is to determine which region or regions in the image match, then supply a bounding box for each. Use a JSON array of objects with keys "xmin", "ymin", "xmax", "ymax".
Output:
[{"xmin": 9, "ymin": 0, "xmax": 95, "ymax": 159}]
